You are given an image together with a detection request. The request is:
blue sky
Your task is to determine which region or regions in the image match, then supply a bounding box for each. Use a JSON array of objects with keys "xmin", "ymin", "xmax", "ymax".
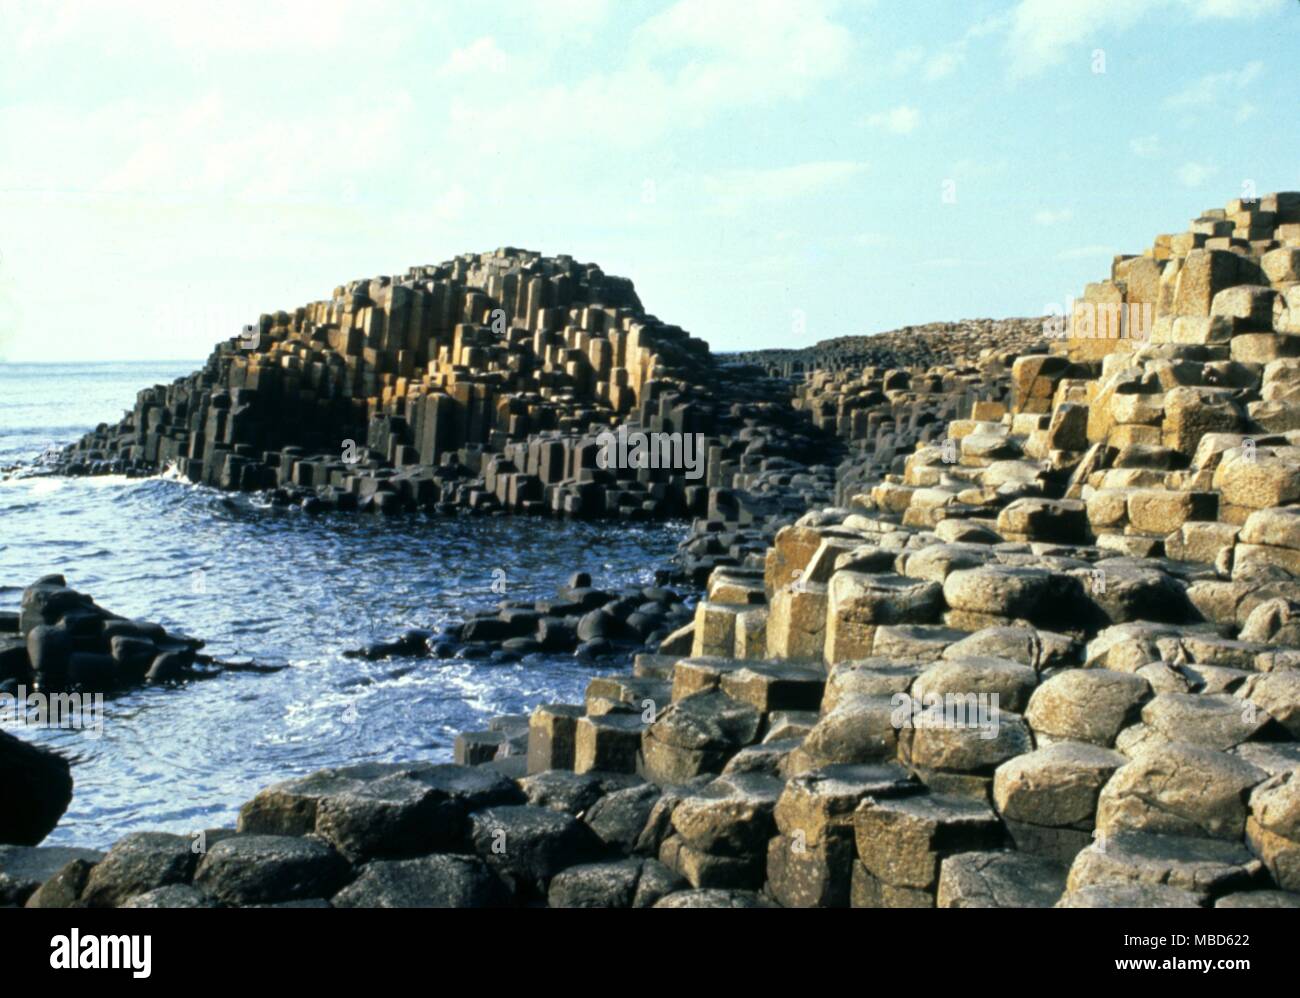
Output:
[{"xmin": 0, "ymin": 0, "xmax": 1297, "ymax": 361}]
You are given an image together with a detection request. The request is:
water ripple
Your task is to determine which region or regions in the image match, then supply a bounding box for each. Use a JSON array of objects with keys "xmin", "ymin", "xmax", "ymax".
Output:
[{"xmin": 1, "ymin": 364, "xmax": 685, "ymax": 848}]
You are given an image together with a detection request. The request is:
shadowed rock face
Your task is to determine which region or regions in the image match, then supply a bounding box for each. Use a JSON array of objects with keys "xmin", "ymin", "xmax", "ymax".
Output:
[{"xmin": 0, "ymin": 729, "xmax": 72, "ymax": 846}]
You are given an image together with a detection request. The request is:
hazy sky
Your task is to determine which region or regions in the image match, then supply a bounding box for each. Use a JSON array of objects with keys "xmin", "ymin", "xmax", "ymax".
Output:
[{"xmin": 1, "ymin": 0, "xmax": 1297, "ymax": 362}]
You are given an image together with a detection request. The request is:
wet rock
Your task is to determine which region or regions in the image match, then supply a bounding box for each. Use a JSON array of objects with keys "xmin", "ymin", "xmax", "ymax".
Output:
[
  {"xmin": 468, "ymin": 805, "xmax": 604, "ymax": 897},
  {"xmin": 331, "ymin": 854, "xmax": 510, "ymax": 908},
  {"xmin": 652, "ymin": 888, "xmax": 777, "ymax": 908},
  {"xmin": 547, "ymin": 857, "xmax": 684, "ymax": 908},
  {"xmin": 193, "ymin": 833, "xmax": 350, "ymax": 906},
  {"xmin": 239, "ymin": 762, "xmax": 524, "ymax": 861},
  {"xmin": 120, "ymin": 884, "xmax": 219, "ymax": 908},
  {"xmin": 23, "ymin": 856, "xmax": 98, "ymax": 908},
  {"xmin": 583, "ymin": 782, "xmax": 661, "ymax": 852},
  {"xmin": 0, "ymin": 845, "xmax": 103, "ymax": 906},
  {"xmin": 81, "ymin": 832, "xmax": 198, "ymax": 908},
  {"xmin": 518, "ymin": 770, "xmax": 607, "ymax": 815}
]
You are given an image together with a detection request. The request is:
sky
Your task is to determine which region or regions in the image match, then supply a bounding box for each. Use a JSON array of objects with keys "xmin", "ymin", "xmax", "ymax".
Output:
[{"xmin": 0, "ymin": 0, "xmax": 1298, "ymax": 362}]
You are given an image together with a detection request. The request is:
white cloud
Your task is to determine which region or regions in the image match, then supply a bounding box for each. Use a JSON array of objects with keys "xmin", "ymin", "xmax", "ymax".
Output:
[
  {"xmin": 9, "ymin": 0, "xmax": 395, "ymax": 55},
  {"xmin": 1166, "ymin": 61, "xmax": 1263, "ymax": 109},
  {"xmin": 923, "ymin": 51, "xmax": 962, "ymax": 80},
  {"xmin": 1129, "ymin": 134, "xmax": 1161, "ymax": 158},
  {"xmin": 1034, "ymin": 208, "xmax": 1073, "ymax": 225},
  {"xmin": 1177, "ymin": 161, "xmax": 1219, "ymax": 188},
  {"xmin": 892, "ymin": 13, "xmax": 1006, "ymax": 83},
  {"xmin": 1195, "ymin": 0, "xmax": 1286, "ymax": 17},
  {"xmin": 1236, "ymin": 103, "xmax": 1259, "ymax": 123},
  {"xmin": 865, "ymin": 105, "xmax": 920, "ymax": 134},
  {"xmin": 1006, "ymin": 0, "xmax": 1152, "ymax": 78},
  {"xmin": 888, "ymin": 46, "xmax": 925, "ymax": 75},
  {"xmin": 440, "ymin": 37, "xmax": 508, "ymax": 76},
  {"xmin": 636, "ymin": 0, "xmax": 853, "ymax": 108},
  {"xmin": 1005, "ymin": 0, "xmax": 1283, "ymax": 78},
  {"xmin": 537, "ymin": 0, "xmax": 612, "ymax": 28},
  {"xmin": 697, "ymin": 160, "xmax": 868, "ymax": 215},
  {"xmin": 444, "ymin": 0, "xmax": 855, "ymax": 154}
]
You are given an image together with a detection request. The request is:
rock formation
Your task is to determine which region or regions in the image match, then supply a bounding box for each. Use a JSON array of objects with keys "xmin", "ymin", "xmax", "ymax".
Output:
[
  {"xmin": 56, "ymin": 250, "xmax": 824, "ymax": 522},
  {"xmin": 12, "ymin": 191, "xmax": 1300, "ymax": 907},
  {"xmin": 1, "ymin": 575, "xmax": 269, "ymax": 694}
]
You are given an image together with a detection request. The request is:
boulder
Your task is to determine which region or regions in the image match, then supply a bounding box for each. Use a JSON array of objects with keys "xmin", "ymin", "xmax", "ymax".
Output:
[
  {"xmin": 942, "ymin": 565, "xmax": 1083, "ymax": 629},
  {"xmin": 854, "ymin": 792, "xmax": 1003, "ymax": 891},
  {"xmin": 670, "ymin": 773, "xmax": 783, "ymax": 857},
  {"xmin": 1067, "ymin": 831, "xmax": 1262, "ymax": 902},
  {"xmin": 1056, "ymin": 882, "xmax": 1205, "ymax": 908},
  {"xmin": 797, "ymin": 694, "xmax": 901, "ymax": 768},
  {"xmin": 652, "ymin": 888, "xmax": 777, "ymax": 908},
  {"xmin": 0, "ymin": 729, "xmax": 73, "ymax": 846},
  {"xmin": 640, "ymin": 690, "xmax": 761, "ymax": 784},
  {"xmin": 774, "ymin": 762, "xmax": 918, "ymax": 847},
  {"xmin": 993, "ymin": 741, "xmax": 1126, "ymax": 829},
  {"xmin": 468, "ymin": 805, "xmax": 604, "ymax": 896},
  {"xmin": 825, "ymin": 572, "xmax": 943, "ymax": 663},
  {"xmin": 193, "ymin": 833, "xmax": 350, "ymax": 906},
  {"xmin": 912, "ymin": 656, "xmax": 1038, "ymax": 713},
  {"xmin": 23, "ymin": 856, "xmax": 98, "ymax": 908},
  {"xmin": 583, "ymin": 782, "xmax": 661, "ymax": 853},
  {"xmin": 119, "ymin": 884, "xmax": 218, "ymax": 908},
  {"xmin": 81, "ymin": 832, "xmax": 198, "ymax": 908},
  {"xmin": 1246, "ymin": 771, "xmax": 1300, "ymax": 892},
  {"xmin": 0, "ymin": 845, "xmax": 103, "ymax": 906},
  {"xmin": 1095, "ymin": 742, "xmax": 1268, "ymax": 841},
  {"xmin": 936, "ymin": 850, "xmax": 1067, "ymax": 908},
  {"xmin": 547, "ymin": 858, "xmax": 683, "ymax": 908},
  {"xmin": 332, "ymin": 854, "xmax": 509, "ymax": 908},
  {"xmin": 1140, "ymin": 692, "xmax": 1274, "ymax": 750},
  {"xmin": 1025, "ymin": 669, "xmax": 1149, "ymax": 747},
  {"xmin": 239, "ymin": 762, "xmax": 523, "ymax": 861}
]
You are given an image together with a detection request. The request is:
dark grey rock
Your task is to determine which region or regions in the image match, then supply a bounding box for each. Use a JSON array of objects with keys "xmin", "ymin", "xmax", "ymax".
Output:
[
  {"xmin": 332, "ymin": 854, "xmax": 510, "ymax": 908},
  {"xmin": 193, "ymin": 833, "xmax": 349, "ymax": 906},
  {"xmin": 0, "ymin": 729, "xmax": 73, "ymax": 846},
  {"xmin": 82, "ymin": 832, "xmax": 196, "ymax": 908}
]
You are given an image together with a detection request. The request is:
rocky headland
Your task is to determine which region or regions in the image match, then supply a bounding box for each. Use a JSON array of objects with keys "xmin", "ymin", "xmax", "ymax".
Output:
[{"xmin": 4, "ymin": 191, "xmax": 1300, "ymax": 908}]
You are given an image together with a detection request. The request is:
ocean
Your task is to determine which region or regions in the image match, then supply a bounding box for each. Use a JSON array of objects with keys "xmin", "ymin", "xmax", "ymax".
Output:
[{"xmin": 0, "ymin": 362, "xmax": 686, "ymax": 848}]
